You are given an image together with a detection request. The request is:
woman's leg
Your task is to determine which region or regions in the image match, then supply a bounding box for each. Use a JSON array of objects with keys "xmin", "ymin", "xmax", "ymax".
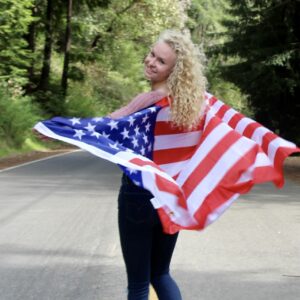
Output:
[
  {"xmin": 150, "ymin": 224, "xmax": 182, "ymax": 300},
  {"xmin": 118, "ymin": 184, "xmax": 155, "ymax": 300}
]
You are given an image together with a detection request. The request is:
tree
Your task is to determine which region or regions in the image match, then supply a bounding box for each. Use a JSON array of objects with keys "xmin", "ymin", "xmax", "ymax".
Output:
[
  {"xmin": 0, "ymin": 0, "xmax": 35, "ymax": 85},
  {"xmin": 218, "ymin": 0, "xmax": 300, "ymax": 142}
]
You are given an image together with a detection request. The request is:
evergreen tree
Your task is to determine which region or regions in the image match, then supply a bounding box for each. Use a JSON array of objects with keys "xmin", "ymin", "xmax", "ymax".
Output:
[{"xmin": 218, "ymin": 0, "xmax": 300, "ymax": 142}]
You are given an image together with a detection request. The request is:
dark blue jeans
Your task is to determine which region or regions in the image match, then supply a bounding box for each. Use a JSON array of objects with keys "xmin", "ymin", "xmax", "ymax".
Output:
[{"xmin": 118, "ymin": 175, "xmax": 182, "ymax": 300}]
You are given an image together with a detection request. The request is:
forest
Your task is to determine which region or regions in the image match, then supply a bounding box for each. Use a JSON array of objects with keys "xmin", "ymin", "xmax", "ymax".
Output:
[{"xmin": 0, "ymin": 0, "xmax": 299, "ymax": 156}]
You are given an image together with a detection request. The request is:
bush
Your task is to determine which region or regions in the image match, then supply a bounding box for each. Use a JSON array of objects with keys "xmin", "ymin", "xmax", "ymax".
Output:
[{"xmin": 0, "ymin": 83, "xmax": 40, "ymax": 148}]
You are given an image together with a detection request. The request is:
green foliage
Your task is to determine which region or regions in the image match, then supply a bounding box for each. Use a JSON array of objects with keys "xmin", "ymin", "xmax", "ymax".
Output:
[
  {"xmin": 217, "ymin": 0, "xmax": 300, "ymax": 143},
  {"xmin": 0, "ymin": 0, "xmax": 35, "ymax": 85},
  {"xmin": 0, "ymin": 82, "xmax": 40, "ymax": 149}
]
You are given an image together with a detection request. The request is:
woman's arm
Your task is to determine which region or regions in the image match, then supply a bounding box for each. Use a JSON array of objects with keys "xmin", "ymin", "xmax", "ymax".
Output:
[{"xmin": 108, "ymin": 90, "xmax": 166, "ymax": 119}]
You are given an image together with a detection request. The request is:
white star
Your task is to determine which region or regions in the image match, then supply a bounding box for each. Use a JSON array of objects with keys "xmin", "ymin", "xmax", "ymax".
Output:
[
  {"xmin": 145, "ymin": 122, "xmax": 151, "ymax": 132},
  {"xmin": 148, "ymin": 143, "xmax": 152, "ymax": 152},
  {"xmin": 70, "ymin": 117, "xmax": 81, "ymax": 125},
  {"xmin": 85, "ymin": 122, "xmax": 96, "ymax": 132},
  {"xmin": 101, "ymin": 132, "xmax": 110, "ymax": 138},
  {"xmin": 142, "ymin": 114, "xmax": 149, "ymax": 123},
  {"xmin": 134, "ymin": 125, "xmax": 140, "ymax": 136},
  {"xmin": 91, "ymin": 131, "xmax": 101, "ymax": 139},
  {"xmin": 140, "ymin": 146, "xmax": 145, "ymax": 155},
  {"xmin": 93, "ymin": 117, "xmax": 104, "ymax": 122},
  {"xmin": 73, "ymin": 129, "xmax": 85, "ymax": 140},
  {"xmin": 128, "ymin": 116, "xmax": 135, "ymax": 127},
  {"xmin": 109, "ymin": 142, "xmax": 119, "ymax": 150},
  {"xmin": 127, "ymin": 167, "xmax": 137, "ymax": 174},
  {"xmin": 131, "ymin": 137, "xmax": 139, "ymax": 148},
  {"xmin": 133, "ymin": 180, "xmax": 140, "ymax": 186},
  {"xmin": 120, "ymin": 127, "xmax": 130, "ymax": 140},
  {"xmin": 149, "ymin": 107, "xmax": 157, "ymax": 113},
  {"xmin": 142, "ymin": 133, "xmax": 148, "ymax": 144},
  {"xmin": 108, "ymin": 119, "xmax": 118, "ymax": 130}
]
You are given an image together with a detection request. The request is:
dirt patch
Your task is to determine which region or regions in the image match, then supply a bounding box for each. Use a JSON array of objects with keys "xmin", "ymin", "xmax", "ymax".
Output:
[{"xmin": 1, "ymin": 150, "xmax": 299, "ymax": 185}]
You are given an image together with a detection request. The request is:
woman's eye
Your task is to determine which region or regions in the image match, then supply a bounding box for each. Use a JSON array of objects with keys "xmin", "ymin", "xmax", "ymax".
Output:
[{"xmin": 159, "ymin": 59, "xmax": 165, "ymax": 64}]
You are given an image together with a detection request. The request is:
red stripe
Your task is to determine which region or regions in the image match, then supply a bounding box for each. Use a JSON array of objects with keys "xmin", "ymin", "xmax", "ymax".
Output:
[
  {"xmin": 154, "ymin": 121, "xmax": 200, "ymax": 135},
  {"xmin": 193, "ymin": 145, "xmax": 261, "ymax": 229},
  {"xmin": 153, "ymin": 146, "xmax": 196, "ymax": 165},
  {"xmin": 243, "ymin": 122, "xmax": 261, "ymax": 138},
  {"xmin": 129, "ymin": 157, "xmax": 162, "ymax": 171},
  {"xmin": 261, "ymin": 132, "xmax": 277, "ymax": 154},
  {"xmin": 208, "ymin": 96, "xmax": 218, "ymax": 105},
  {"xmin": 215, "ymin": 104, "xmax": 230, "ymax": 119},
  {"xmin": 182, "ymin": 130, "xmax": 242, "ymax": 200},
  {"xmin": 228, "ymin": 112, "xmax": 244, "ymax": 129}
]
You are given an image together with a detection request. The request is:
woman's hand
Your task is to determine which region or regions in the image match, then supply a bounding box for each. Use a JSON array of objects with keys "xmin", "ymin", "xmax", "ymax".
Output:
[{"xmin": 32, "ymin": 129, "xmax": 53, "ymax": 142}]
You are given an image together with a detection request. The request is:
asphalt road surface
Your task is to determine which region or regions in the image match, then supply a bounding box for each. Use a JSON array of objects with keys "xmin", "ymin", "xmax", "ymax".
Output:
[{"xmin": 0, "ymin": 151, "xmax": 299, "ymax": 300}]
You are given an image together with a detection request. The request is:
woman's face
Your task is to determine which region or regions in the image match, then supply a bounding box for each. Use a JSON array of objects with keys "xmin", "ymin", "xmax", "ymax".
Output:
[{"xmin": 144, "ymin": 42, "xmax": 177, "ymax": 84}]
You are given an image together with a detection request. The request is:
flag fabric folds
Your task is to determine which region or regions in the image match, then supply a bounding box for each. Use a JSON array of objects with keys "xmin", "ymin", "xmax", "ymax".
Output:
[{"xmin": 34, "ymin": 92, "xmax": 300, "ymax": 234}]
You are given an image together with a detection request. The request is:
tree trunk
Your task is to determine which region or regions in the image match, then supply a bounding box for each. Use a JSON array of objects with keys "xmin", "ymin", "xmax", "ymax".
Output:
[
  {"xmin": 61, "ymin": 0, "xmax": 72, "ymax": 96},
  {"xmin": 24, "ymin": 5, "xmax": 37, "ymax": 92},
  {"xmin": 39, "ymin": 0, "xmax": 53, "ymax": 91}
]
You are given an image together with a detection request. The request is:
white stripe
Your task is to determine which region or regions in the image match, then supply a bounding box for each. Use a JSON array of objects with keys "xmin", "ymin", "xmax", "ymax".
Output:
[
  {"xmin": 235, "ymin": 117, "xmax": 255, "ymax": 134},
  {"xmin": 156, "ymin": 107, "xmax": 170, "ymax": 122},
  {"xmin": 210, "ymin": 100, "xmax": 223, "ymax": 115},
  {"xmin": 237, "ymin": 152, "xmax": 272, "ymax": 183},
  {"xmin": 223, "ymin": 108, "xmax": 237, "ymax": 124},
  {"xmin": 268, "ymin": 137, "xmax": 297, "ymax": 164},
  {"xmin": 204, "ymin": 194, "xmax": 239, "ymax": 227},
  {"xmin": 176, "ymin": 117, "xmax": 231, "ymax": 186},
  {"xmin": 159, "ymin": 160, "xmax": 189, "ymax": 177},
  {"xmin": 142, "ymin": 172, "xmax": 197, "ymax": 227},
  {"xmin": 186, "ymin": 137, "xmax": 255, "ymax": 216},
  {"xmin": 251, "ymin": 126, "xmax": 271, "ymax": 145},
  {"xmin": 154, "ymin": 131, "xmax": 201, "ymax": 151}
]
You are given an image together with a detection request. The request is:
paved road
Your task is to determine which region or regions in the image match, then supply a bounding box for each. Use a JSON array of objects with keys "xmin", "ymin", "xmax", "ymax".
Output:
[{"xmin": 0, "ymin": 151, "xmax": 299, "ymax": 300}]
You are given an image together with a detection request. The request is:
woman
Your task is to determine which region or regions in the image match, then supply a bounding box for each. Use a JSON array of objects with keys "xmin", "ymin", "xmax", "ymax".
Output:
[{"xmin": 109, "ymin": 29, "xmax": 206, "ymax": 300}]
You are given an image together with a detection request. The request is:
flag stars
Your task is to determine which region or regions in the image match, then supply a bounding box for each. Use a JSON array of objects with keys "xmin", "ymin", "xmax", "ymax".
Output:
[
  {"xmin": 145, "ymin": 122, "xmax": 151, "ymax": 132},
  {"xmin": 108, "ymin": 119, "xmax": 119, "ymax": 130},
  {"xmin": 140, "ymin": 146, "xmax": 146, "ymax": 156},
  {"xmin": 127, "ymin": 167, "xmax": 137, "ymax": 174},
  {"xmin": 134, "ymin": 126, "xmax": 140, "ymax": 136},
  {"xmin": 128, "ymin": 116, "xmax": 135, "ymax": 127},
  {"xmin": 70, "ymin": 117, "xmax": 81, "ymax": 125},
  {"xmin": 121, "ymin": 127, "xmax": 130, "ymax": 140},
  {"xmin": 149, "ymin": 107, "xmax": 157, "ymax": 113},
  {"xmin": 142, "ymin": 134, "xmax": 148, "ymax": 144},
  {"xmin": 93, "ymin": 117, "xmax": 104, "ymax": 123},
  {"xmin": 85, "ymin": 122, "xmax": 96, "ymax": 132},
  {"xmin": 148, "ymin": 143, "xmax": 152, "ymax": 152},
  {"xmin": 101, "ymin": 132, "xmax": 110, "ymax": 138},
  {"xmin": 73, "ymin": 129, "xmax": 85, "ymax": 140},
  {"xmin": 109, "ymin": 142, "xmax": 120, "ymax": 150},
  {"xmin": 91, "ymin": 131, "xmax": 101, "ymax": 139},
  {"xmin": 131, "ymin": 137, "xmax": 139, "ymax": 148},
  {"xmin": 142, "ymin": 114, "xmax": 149, "ymax": 123}
]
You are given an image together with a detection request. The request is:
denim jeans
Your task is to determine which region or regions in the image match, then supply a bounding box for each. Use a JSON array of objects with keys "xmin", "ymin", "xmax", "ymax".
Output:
[{"xmin": 118, "ymin": 174, "xmax": 182, "ymax": 300}]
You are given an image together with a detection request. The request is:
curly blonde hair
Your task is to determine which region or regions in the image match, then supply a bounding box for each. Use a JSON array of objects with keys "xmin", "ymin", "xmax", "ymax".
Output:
[{"xmin": 157, "ymin": 29, "xmax": 207, "ymax": 130}]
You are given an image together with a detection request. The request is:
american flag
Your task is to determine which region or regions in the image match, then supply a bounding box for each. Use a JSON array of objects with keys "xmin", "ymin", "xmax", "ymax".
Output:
[{"xmin": 34, "ymin": 92, "xmax": 300, "ymax": 234}]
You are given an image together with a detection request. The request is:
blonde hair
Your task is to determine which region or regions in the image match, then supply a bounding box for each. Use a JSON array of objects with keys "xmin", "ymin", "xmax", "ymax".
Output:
[{"xmin": 157, "ymin": 29, "xmax": 207, "ymax": 130}]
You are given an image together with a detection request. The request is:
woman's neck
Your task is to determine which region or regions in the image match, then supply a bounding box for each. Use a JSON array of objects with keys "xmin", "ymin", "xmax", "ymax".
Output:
[{"xmin": 151, "ymin": 81, "xmax": 169, "ymax": 95}]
